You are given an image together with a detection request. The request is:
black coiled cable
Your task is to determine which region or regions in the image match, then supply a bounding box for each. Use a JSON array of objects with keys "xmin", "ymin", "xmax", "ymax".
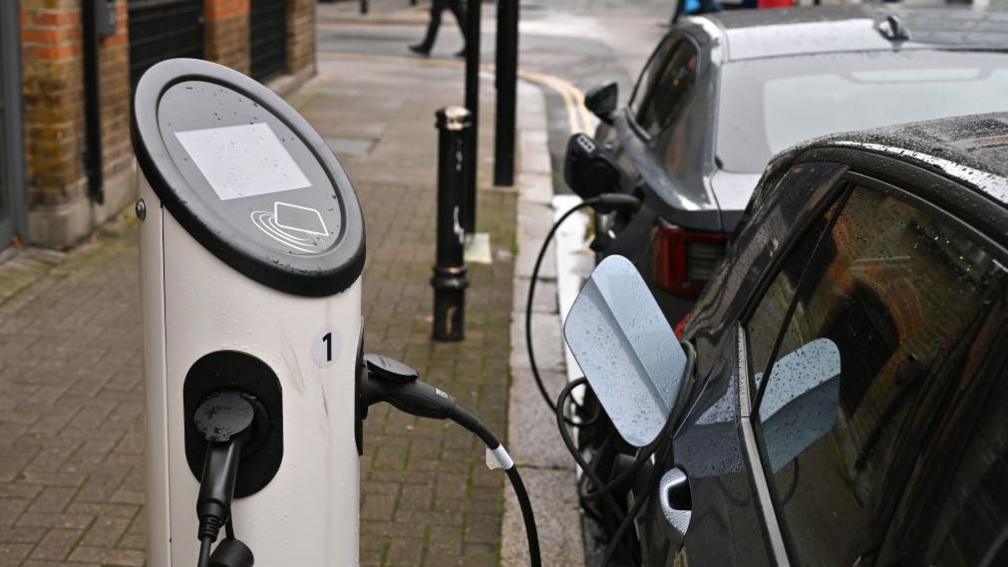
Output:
[
  {"xmin": 526, "ymin": 193, "xmax": 641, "ymax": 426},
  {"xmin": 556, "ymin": 341, "xmax": 696, "ymax": 567}
]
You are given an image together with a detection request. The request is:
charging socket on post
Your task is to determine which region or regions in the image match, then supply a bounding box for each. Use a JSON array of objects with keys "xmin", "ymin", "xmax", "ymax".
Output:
[
  {"xmin": 183, "ymin": 351, "xmax": 284, "ymax": 498},
  {"xmin": 192, "ymin": 390, "xmax": 262, "ymax": 567},
  {"xmin": 193, "ymin": 392, "xmax": 254, "ymax": 533}
]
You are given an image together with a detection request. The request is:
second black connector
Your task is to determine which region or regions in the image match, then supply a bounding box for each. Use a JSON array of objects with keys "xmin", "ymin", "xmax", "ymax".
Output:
[{"xmin": 360, "ymin": 354, "xmax": 457, "ymax": 419}]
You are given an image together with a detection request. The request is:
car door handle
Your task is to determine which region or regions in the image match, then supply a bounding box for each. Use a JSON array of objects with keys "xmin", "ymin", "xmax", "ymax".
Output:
[{"xmin": 659, "ymin": 467, "xmax": 692, "ymax": 546}]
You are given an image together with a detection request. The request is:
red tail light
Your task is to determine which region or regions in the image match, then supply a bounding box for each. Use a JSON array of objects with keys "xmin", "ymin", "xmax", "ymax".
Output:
[
  {"xmin": 651, "ymin": 221, "xmax": 726, "ymax": 299},
  {"xmin": 674, "ymin": 312, "xmax": 691, "ymax": 339}
]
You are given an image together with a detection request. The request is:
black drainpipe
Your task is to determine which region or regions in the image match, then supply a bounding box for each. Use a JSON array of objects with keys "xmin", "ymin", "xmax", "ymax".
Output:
[{"xmin": 82, "ymin": 0, "xmax": 108, "ymax": 205}]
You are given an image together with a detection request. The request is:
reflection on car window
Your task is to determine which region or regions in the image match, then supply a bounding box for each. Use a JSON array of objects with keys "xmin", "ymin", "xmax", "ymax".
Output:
[
  {"xmin": 756, "ymin": 338, "xmax": 841, "ymax": 474},
  {"xmin": 635, "ymin": 39, "xmax": 698, "ymax": 139},
  {"xmin": 749, "ymin": 184, "xmax": 1006, "ymax": 566}
]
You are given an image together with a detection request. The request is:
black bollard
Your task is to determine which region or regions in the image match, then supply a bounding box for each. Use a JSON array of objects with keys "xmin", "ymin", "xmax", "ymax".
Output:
[
  {"xmin": 494, "ymin": 0, "xmax": 519, "ymax": 187},
  {"xmin": 462, "ymin": 0, "xmax": 482, "ymax": 234},
  {"xmin": 432, "ymin": 107, "xmax": 472, "ymax": 341}
]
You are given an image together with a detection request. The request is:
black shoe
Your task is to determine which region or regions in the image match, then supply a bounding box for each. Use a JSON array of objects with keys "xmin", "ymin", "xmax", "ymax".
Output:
[
  {"xmin": 409, "ymin": 44, "xmax": 431, "ymax": 56},
  {"xmin": 454, "ymin": 47, "xmax": 467, "ymax": 58}
]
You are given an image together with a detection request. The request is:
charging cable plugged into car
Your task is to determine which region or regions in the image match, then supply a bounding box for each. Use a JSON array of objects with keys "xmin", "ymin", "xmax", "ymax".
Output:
[
  {"xmin": 528, "ymin": 132, "xmax": 700, "ymax": 565},
  {"xmin": 524, "ymin": 191, "xmax": 640, "ymax": 423},
  {"xmin": 524, "ymin": 132, "xmax": 642, "ymax": 421}
]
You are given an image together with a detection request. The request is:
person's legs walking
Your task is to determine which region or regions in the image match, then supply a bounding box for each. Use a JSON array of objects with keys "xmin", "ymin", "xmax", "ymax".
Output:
[
  {"xmin": 410, "ymin": 0, "xmax": 446, "ymax": 54},
  {"xmin": 447, "ymin": 0, "xmax": 467, "ymax": 57}
]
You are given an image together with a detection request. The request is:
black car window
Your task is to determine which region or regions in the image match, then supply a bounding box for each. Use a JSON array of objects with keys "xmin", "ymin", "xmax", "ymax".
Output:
[
  {"xmin": 628, "ymin": 35, "xmax": 673, "ymax": 118},
  {"xmin": 634, "ymin": 39, "xmax": 699, "ymax": 139},
  {"xmin": 746, "ymin": 195, "xmax": 844, "ymax": 391},
  {"xmin": 924, "ymin": 367, "xmax": 1008, "ymax": 567},
  {"xmin": 747, "ymin": 183, "xmax": 1006, "ymax": 566}
]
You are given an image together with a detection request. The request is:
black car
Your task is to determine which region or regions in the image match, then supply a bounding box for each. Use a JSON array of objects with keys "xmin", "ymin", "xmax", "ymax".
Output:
[
  {"xmin": 579, "ymin": 6, "xmax": 1008, "ymax": 326},
  {"xmin": 575, "ymin": 112, "xmax": 1008, "ymax": 566}
]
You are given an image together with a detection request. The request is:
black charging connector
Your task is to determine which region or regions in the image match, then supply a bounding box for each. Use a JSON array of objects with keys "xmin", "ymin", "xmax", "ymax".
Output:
[
  {"xmin": 360, "ymin": 354, "xmax": 542, "ymax": 567},
  {"xmin": 192, "ymin": 391, "xmax": 258, "ymax": 567},
  {"xmin": 362, "ymin": 354, "xmax": 457, "ymax": 419}
]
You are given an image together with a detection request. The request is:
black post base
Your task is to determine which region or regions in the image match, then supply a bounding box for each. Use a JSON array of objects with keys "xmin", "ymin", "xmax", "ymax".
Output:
[{"xmin": 431, "ymin": 266, "xmax": 469, "ymax": 341}]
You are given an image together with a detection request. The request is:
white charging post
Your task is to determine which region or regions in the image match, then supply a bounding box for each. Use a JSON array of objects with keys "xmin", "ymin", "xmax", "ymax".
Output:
[{"xmin": 133, "ymin": 59, "xmax": 366, "ymax": 566}]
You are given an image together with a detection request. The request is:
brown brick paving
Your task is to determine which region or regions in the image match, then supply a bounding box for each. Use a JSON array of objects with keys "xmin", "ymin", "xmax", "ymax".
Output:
[
  {"xmin": 0, "ymin": 219, "xmax": 145, "ymax": 567},
  {"xmin": 355, "ymin": 184, "xmax": 514, "ymax": 567},
  {"xmin": 0, "ymin": 53, "xmax": 516, "ymax": 566}
]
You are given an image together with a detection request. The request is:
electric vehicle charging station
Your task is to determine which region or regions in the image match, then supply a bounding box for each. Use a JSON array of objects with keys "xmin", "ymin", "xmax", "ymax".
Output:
[{"xmin": 133, "ymin": 58, "xmax": 366, "ymax": 565}]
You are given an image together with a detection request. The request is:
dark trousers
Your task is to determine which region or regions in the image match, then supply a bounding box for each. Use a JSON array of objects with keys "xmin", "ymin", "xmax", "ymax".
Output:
[{"xmin": 417, "ymin": 0, "xmax": 467, "ymax": 50}]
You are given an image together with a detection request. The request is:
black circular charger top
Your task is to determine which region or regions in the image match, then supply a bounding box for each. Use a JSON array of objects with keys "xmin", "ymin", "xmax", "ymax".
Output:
[{"xmin": 133, "ymin": 58, "xmax": 365, "ymax": 296}]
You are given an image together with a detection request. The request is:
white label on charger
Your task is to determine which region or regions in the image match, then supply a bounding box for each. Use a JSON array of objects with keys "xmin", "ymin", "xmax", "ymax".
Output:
[{"xmin": 312, "ymin": 328, "xmax": 341, "ymax": 369}]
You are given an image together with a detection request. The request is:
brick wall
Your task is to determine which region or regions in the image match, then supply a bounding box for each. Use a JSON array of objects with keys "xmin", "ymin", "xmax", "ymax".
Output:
[
  {"xmin": 21, "ymin": 0, "xmax": 134, "ymax": 247},
  {"xmin": 287, "ymin": 0, "xmax": 316, "ymax": 76},
  {"xmin": 20, "ymin": 0, "xmax": 86, "ymax": 210},
  {"xmin": 17, "ymin": 0, "xmax": 315, "ymax": 249},
  {"xmin": 99, "ymin": 2, "xmax": 133, "ymax": 215},
  {"xmin": 206, "ymin": 0, "xmax": 251, "ymax": 74}
]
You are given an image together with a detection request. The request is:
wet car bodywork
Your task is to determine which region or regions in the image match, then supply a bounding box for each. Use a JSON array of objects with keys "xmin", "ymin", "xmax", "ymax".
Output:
[
  {"xmin": 593, "ymin": 113, "xmax": 1008, "ymax": 566},
  {"xmin": 589, "ymin": 5, "xmax": 1008, "ymax": 325}
]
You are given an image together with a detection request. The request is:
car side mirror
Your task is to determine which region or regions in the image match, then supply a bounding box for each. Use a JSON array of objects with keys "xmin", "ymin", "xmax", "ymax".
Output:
[
  {"xmin": 563, "ymin": 255, "xmax": 687, "ymax": 447},
  {"xmin": 563, "ymin": 133, "xmax": 622, "ymax": 201},
  {"xmin": 584, "ymin": 81, "xmax": 618, "ymax": 123}
]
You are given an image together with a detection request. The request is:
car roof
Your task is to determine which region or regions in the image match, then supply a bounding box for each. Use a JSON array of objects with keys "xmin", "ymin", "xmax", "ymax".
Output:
[
  {"xmin": 687, "ymin": 6, "xmax": 1008, "ymax": 61},
  {"xmin": 803, "ymin": 112, "xmax": 1008, "ymax": 207}
]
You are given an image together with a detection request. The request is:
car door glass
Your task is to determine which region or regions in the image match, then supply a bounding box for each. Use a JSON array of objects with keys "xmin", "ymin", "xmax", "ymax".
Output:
[
  {"xmin": 923, "ymin": 366, "xmax": 1008, "ymax": 566},
  {"xmin": 751, "ymin": 184, "xmax": 1006, "ymax": 567},
  {"xmin": 635, "ymin": 39, "xmax": 699, "ymax": 139},
  {"xmin": 746, "ymin": 196, "xmax": 843, "ymax": 392},
  {"xmin": 628, "ymin": 36, "xmax": 673, "ymax": 118}
]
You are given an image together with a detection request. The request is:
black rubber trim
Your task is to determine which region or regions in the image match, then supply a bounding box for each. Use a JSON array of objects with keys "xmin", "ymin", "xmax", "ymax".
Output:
[
  {"xmin": 354, "ymin": 321, "xmax": 365, "ymax": 455},
  {"xmin": 132, "ymin": 58, "xmax": 365, "ymax": 297}
]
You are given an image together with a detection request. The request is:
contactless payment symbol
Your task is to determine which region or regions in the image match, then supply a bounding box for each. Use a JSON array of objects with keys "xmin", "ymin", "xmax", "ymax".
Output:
[{"xmin": 251, "ymin": 201, "xmax": 329, "ymax": 253}]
